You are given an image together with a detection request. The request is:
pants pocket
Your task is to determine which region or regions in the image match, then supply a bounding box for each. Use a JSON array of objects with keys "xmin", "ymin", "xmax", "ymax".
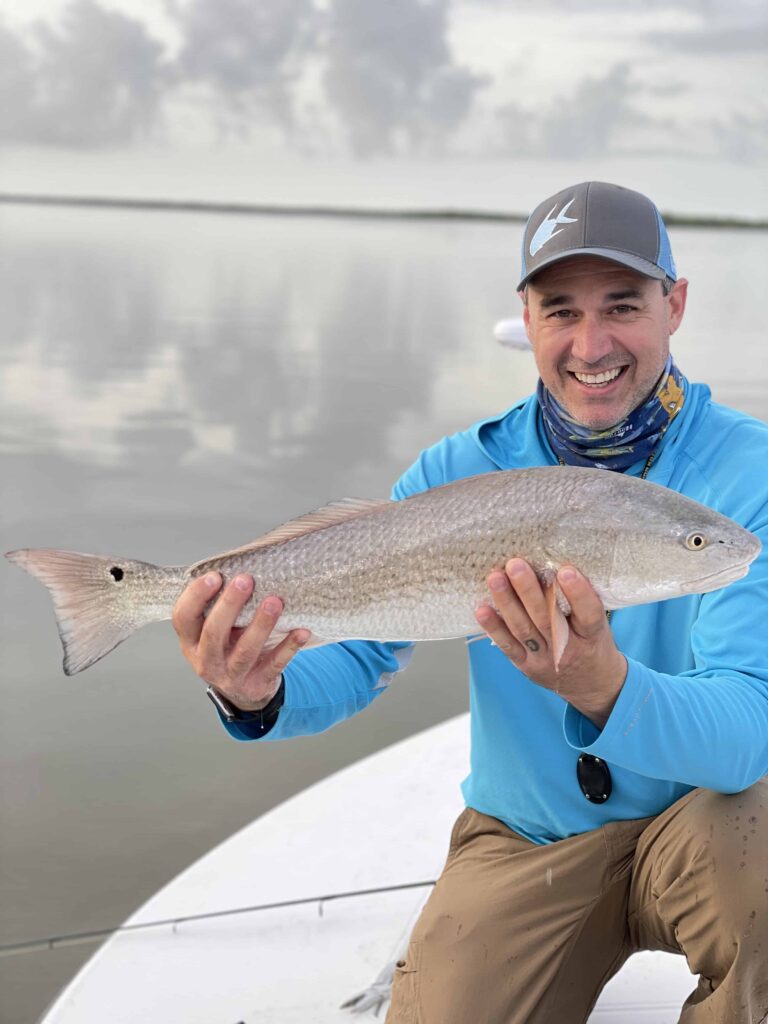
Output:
[{"xmin": 386, "ymin": 939, "xmax": 423, "ymax": 1024}]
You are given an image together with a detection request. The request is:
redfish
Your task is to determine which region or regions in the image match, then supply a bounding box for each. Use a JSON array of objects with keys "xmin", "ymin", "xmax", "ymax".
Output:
[{"xmin": 6, "ymin": 467, "xmax": 761, "ymax": 675}]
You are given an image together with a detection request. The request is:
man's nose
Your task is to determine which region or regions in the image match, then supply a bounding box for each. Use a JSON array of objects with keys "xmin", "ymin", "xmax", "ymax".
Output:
[{"xmin": 570, "ymin": 315, "xmax": 613, "ymax": 363}]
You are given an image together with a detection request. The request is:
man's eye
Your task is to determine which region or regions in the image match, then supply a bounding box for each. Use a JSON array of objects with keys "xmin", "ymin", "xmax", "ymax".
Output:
[
  {"xmin": 548, "ymin": 309, "xmax": 573, "ymax": 319},
  {"xmin": 611, "ymin": 304, "xmax": 636, "ymax": 314}
]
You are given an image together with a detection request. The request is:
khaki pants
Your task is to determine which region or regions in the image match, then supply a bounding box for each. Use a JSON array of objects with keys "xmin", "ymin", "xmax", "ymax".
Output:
[{"xmin": 386, "ymin": 781, "xmax": 768, "ymax": 1024}]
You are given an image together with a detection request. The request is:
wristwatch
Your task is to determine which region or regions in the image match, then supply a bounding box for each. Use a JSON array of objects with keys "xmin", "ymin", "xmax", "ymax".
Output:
[{"xmin": 206, "ymin": 676, "xmax": 285, "ymax": 727}]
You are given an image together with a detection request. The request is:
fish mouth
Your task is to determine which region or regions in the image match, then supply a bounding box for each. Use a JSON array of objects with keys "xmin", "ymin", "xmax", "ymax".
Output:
[{"xmin": 681, "ymin": 561, "xmax": 752, "ymax": 594}]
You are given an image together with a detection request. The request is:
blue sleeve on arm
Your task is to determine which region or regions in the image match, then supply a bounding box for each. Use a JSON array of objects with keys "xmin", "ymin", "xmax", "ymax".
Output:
[
  {"xmin": 222, "ymin": 640, "xmax": 414, "ymax": 741},
  {"xmin": 563, "ymin": 513, "xmax": 768, "ymax": 792},
  {"xmin": 563, "ymin": 658, "xmax": 768, "ymax": 791}
]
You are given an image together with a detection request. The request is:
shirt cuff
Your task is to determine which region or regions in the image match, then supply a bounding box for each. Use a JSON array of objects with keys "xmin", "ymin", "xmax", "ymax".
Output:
[{"xmin": 562, "ymin": 657, "xmax": 649, "ymax": 754}]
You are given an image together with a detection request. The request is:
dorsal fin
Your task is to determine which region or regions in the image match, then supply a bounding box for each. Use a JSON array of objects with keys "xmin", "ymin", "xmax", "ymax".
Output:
[{"xmin": 189, "ymin": 497, "xmax": 391, "ymax": 572}]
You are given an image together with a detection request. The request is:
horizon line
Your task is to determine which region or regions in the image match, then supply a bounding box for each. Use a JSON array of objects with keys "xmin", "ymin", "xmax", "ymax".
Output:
[{"xmin": 0, "ymin": 192, "xmax": 766, "ymax": 230}]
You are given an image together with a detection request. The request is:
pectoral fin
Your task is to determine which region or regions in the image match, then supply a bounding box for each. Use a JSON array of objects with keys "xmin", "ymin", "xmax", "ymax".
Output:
[
  {"xmin": 545, "ymin": 580, "xmax": 570, "ymax": 672},
  {"xmin": 258, "ymin": 630, "xmax": 334, "ymax": 653}
]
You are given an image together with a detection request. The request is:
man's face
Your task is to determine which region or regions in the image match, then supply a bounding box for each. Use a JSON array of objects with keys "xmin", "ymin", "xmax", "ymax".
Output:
[{"xmin": 523, "ymin": 257, "xmax": 688, "ymax": 431}]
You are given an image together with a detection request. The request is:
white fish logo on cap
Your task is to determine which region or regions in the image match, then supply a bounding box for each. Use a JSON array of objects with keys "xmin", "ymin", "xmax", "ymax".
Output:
[{"xmin": 529, "ymin": 198, "xmax": 578, "ymax": 256}]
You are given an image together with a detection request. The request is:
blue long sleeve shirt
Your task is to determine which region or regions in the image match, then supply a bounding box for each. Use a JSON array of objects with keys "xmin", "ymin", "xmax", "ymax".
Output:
[{"xmin": 225, "ymin": 383, "xmax": 768, "ymax": 844}]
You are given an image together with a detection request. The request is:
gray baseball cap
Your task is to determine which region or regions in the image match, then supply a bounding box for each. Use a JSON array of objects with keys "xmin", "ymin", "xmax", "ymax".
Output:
[{"xmin": 517, "ymin": 181, "xmax": 677, "ymax": 290}]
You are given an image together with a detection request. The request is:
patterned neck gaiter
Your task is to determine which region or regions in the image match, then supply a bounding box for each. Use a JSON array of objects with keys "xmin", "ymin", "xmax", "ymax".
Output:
[{"xmin": 537, "ymin": 356, "xmax": 687, "ymax": 471}]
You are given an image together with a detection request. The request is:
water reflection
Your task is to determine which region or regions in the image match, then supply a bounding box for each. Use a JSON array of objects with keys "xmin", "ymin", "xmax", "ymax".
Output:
[
  {"xmin": 3, "ymin": 209, "xmax": 766, "ymax": 492},
  {"xmin": 1, "ymin": 210, "xmax": 520, "ymax": 523}
]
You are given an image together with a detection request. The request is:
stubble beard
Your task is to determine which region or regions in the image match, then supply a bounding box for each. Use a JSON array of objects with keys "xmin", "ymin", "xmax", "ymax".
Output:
[{"xmin": 552, "ymin": 357, "xmax": 669, "ymax": 432}]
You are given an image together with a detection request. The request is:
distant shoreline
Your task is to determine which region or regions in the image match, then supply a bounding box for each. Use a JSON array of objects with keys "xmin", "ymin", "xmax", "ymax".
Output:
[{"xmin": 1, "ymin": 192, "xmax": 765, "ymax": 230}]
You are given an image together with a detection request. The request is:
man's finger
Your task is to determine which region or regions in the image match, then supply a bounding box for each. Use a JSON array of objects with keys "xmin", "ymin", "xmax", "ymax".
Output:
[
  {"xmin": 557, "ymin": 567, "xmax": 606, "ymax": 638},
  {"xmin": 198, "ymin": 574, "xmax": 255, "ymax": 657},
  {"xmin": 488, "ymin": 567, "xmax": 548, "ymax": 648},
  {"xmin": 227, "ymin": 596, "xmax": 284, "ymax": 678},
  {"xmin": 503, "ymin": 559, "xmax": 552, "ymax": 637},
  {"xmin": 171, "ymin": 572, "xmax": 222, "ymax": 646},
  {"xmin": 475, "ymin": 604, "xmax": 527, "ymax": 663},
  {"xmin": 262, "ymin": 628, "xmax": 312, "ymax": 679}
]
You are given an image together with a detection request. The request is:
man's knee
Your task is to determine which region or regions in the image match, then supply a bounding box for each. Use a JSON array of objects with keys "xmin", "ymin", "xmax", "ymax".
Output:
[
  {"xmin": 632, "ymin": 781, "xmax": 768, "ymax": 954},
  {"xmin": 679, "ymin": 781, "xmax": 768, "ymax": 939},
  {"xmin": 689, "ymin": 782, "xmax": 766, "ymax": 873}
]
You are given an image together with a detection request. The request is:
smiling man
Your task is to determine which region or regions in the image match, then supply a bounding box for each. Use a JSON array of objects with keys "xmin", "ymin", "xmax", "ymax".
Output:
[
  {"xmin": 173, "ymin": 182, "xmax": 768, "ymax": 1023},
  {"xmin": 525, "ymin": 257, "xmax": 686, "ymax": 431}
]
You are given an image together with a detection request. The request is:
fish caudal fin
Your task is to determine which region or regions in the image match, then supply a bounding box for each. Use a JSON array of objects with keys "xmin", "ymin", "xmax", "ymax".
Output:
[{"xmin": 5, "ymin": 548, "xmax": 182, "ymax": 675}]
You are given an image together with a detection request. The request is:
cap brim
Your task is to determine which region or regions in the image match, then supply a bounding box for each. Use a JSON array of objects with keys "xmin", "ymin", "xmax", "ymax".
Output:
[{"xmin": 517, "ymin": 248, "xmax": 669, "ymax": 291}]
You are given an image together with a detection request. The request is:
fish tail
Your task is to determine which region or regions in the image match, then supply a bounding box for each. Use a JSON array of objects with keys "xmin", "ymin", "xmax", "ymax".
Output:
[{"xmin": 5, "ymin": 548, "xmax": 185, "ymax": 675}]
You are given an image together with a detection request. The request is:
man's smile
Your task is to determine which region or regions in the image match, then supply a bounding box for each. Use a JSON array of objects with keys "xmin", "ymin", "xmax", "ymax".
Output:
[{"xmin": 566, "ymin": 365, "xmax": 629, "ymax": 391}]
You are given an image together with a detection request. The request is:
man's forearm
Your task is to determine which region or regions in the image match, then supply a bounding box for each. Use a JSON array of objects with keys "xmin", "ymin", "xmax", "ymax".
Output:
[
  {"xmin": 560, "ymin": 653, "xmax": 627, "ymax": 730},
  {"xmin": 563, "ymin": 658, "xmax": 768, "ymax": 791}
]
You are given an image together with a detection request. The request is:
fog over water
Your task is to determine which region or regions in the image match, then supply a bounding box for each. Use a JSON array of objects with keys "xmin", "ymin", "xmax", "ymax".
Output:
[{"xmin": 1, "ymin": 203, "xmax": 766, "ymax": 1022}]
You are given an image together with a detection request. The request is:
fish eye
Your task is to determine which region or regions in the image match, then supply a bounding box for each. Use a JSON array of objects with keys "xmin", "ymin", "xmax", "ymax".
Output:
[
  {"xmin": 685, "ymin": 532, "xmax": 708, "ymax": 551},
  {"xmin": 109, "ymin": 566, "xmax": 124, "ymax": 582}
]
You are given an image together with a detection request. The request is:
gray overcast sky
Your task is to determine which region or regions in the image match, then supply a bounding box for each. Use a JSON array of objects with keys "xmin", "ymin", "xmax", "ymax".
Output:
[{"xmin": 0, "ymin": 0, "xmax": 765, "ymax": 211}]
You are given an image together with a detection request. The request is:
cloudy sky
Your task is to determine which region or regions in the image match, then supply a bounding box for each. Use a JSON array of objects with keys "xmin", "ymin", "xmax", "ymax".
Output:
[{"xmin": 0, "ymin": 0, "xmax": 765, "ymax": 211}]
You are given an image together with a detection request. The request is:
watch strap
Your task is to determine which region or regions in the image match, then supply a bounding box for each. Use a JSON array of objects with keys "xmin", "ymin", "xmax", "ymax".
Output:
[{"xmin": 206, "ymin": 676, "xmax": 285, "ymax": 728}]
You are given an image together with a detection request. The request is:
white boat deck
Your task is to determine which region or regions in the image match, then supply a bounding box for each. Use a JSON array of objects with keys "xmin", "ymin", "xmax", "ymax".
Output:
[{"xmin": 40, "ymin": 714, "xmax": 696, "ymax": 1023}]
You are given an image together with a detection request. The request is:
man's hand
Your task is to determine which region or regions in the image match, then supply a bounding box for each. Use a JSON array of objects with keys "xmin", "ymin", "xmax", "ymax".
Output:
[
  {"xmin": 172, "ymin": 573, "xmax": 310, "ymax": 711},
  {"xmin": 474, "ymin": 559, "xmax": 627, "ymax": 729}
]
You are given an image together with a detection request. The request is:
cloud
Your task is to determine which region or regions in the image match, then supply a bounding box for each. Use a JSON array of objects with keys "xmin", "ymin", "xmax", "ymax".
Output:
[
  {"xmin": 711, "ymin": 107, "xmax": 768, "ymax": 161},
  {"xmin": 648, "ymin": 24, "xmax": 768, "ymax": 53},
  {"xmin": 1, "ymin": 0, "xmax": 486, "ymax": 154},
  {"xmin": 0, "ymin": 1, "xmax": 167, "ymax": 147},
  {"xmin": 492, "ymin": 59, "xmax": 768, "ymax": 165},
  {"xmin": 0, "ymin": 0, "xmax": 763, "ymax": 166},
  {"xmin": 468, "ymin": 0, "xmax": 763, "ymax": 11},
  {"xmin": 0, "ymin": 20, "xmax": 34, "ymax": 140},
  {"xmin": 494, "ymin": 64, "xmax": 658, "ymax": 159},
  {"xmin": 171, "ymin": 0, "xmax": 318, "ymax": 135},
  {"xmin": 322, "ymin": 0, "xmax": 486, "ymax": 157}
]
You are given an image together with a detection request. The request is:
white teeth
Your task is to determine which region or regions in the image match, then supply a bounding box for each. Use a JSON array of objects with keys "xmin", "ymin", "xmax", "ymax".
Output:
[{"xmin": 573, "ymin": 368, "xmax": 623, "ymax": 386}]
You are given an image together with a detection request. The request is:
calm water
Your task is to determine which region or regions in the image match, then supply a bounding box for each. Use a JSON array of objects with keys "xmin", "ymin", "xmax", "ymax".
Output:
[{"xmin": 1, "ymin": 204, "xmax": 766, "ymax": 1023}]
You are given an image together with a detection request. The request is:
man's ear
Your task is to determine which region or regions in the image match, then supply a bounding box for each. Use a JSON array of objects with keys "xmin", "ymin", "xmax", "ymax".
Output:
[{"xmin": 667, "ymin": 278, "xmax": 688, "ymax": 335}]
